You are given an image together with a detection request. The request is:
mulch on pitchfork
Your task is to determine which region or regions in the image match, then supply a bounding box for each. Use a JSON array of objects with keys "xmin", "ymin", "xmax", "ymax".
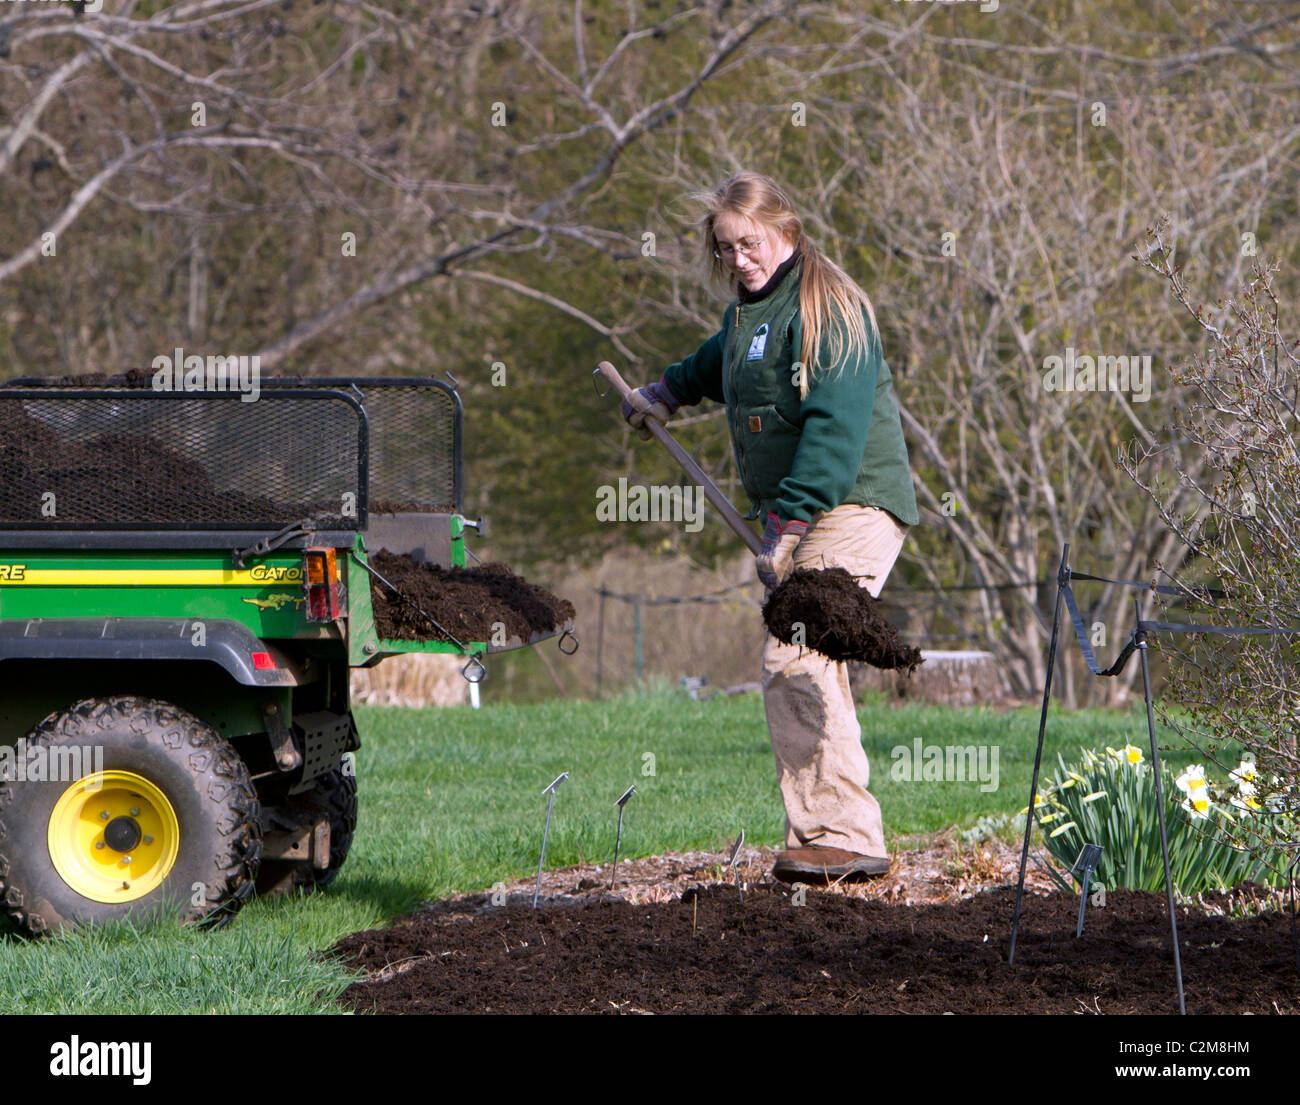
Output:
[
  {"xmin": 763, "ymin": 567, "xmax": 923, "ymax": 670},
  {"xmin": 366, "ymin": 550, "xmax": 574, "ymax": 644}
]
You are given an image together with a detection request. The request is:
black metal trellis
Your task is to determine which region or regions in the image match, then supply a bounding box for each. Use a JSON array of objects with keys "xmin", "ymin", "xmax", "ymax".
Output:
[{"xmin": 1008, "ymin": 541, "xmax": 1300, "ymax": 1016}]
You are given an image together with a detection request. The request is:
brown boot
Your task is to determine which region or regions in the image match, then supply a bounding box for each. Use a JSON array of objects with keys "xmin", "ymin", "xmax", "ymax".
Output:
[{"xmin": 772, "ymin": 846, "xmax": 891, "ymax": 884}]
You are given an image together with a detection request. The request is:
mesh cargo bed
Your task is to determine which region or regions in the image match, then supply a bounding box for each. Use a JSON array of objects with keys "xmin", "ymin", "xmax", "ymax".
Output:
[{"xmin": 0, "ymin": 377, "xmax": 462, "ymax": 542}]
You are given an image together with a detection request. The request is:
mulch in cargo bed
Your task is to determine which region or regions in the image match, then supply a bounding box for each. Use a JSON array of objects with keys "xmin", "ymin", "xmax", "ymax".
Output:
[
  {"xmin": 0, "ymin": 404, "xmax": 289, "ymax": 524},
  {"xmin": 366, "ymin": 549, "xmax": 574, "ymax": 643},
  {"xmin": 331, "ymin": 882, "xmax": 1299, "ymax": 1015},
  {"xmin": 763, "ymin": 566, "xmax": 923, "ymax": 670}
]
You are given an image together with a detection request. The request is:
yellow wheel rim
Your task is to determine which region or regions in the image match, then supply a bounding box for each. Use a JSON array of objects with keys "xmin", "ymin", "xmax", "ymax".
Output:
[{"xmin": 47, "ymin": 771, "xmax": 181, "ymax": 904}]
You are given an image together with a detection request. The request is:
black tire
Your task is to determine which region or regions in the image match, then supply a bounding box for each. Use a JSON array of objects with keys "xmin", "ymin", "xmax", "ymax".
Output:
[
  {"xmin": 0, "ymin": 696, "xmax": 262, "ymax": 936},
  {"xmin": 288, "ymin": 764, "xmax": 358, "ymax": 890}
]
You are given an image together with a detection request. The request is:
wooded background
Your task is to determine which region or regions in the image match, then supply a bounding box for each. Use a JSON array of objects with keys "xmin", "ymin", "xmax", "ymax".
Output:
[{"xmin": 3, "ymin": 0, "xmax": 1298, "ymax": 704}]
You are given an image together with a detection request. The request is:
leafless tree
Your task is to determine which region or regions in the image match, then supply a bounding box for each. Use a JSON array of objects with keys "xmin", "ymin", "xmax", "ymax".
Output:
[{"xmin": 1120, "ymin": 222, "xmax": 1300, "ymax": 841}]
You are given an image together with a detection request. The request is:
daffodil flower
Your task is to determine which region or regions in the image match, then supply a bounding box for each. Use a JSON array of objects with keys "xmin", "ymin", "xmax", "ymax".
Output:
[
  {"xmin": 1229, "ymin": 793, "xmax": 1262, "ymax": 813},
  {"xmin": 1176, "ymin": 765, "xmax": 1207, "ymax": 795},
  {"xmin": 1182, "ymin": 792, "xmax": 1212, "ymax": 819},
  {"xmin": 1082, "ymin": 791, "xmax": 1108, "ymax": 803},
  {"xmin": 1122, "ymin": 744, "xmax": 1144, "ymax": 766},
  {"xmin": 1049, "ymin": 821, "xmax": 1078, "ymax": 837},
  {"xmin": 1230, "ymin": 760, "xmax": 1258, "ymax": 795}
]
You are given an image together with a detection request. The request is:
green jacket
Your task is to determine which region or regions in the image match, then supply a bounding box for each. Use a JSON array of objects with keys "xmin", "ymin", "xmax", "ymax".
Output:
[{"xmin": 663, "ymin": 259, "xmax": 919, "ymax": 527}]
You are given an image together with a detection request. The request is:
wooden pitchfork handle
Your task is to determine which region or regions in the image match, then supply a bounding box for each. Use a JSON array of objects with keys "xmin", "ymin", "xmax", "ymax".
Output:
[{"xmin": 597, "ymin": 360, "xmax": 762, "ymax": 555}]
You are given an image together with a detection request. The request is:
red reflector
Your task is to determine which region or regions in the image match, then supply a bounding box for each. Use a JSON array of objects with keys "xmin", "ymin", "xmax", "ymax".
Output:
[
  {"xmin": 307, "ymin": 587, "xmax": 330, "ymax": 620},
  {"xmin": 252, "ymin": 652, "xmax": 276, "ymax": 670}
]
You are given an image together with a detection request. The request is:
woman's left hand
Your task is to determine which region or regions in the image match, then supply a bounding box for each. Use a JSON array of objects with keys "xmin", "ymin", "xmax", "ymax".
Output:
[{"xmin": 757, "ymin": 512, "xmax": 807, "ymax": 589}]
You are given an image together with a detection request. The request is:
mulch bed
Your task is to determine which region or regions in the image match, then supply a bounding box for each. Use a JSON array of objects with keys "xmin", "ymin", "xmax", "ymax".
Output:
[
  {"xmin": 366, "ymin": 549, "xmax": 575, "ymax": 643},
  {"xmin": 368, "ymin": 500, "xmax": 456, "ymax": 515},
  {"xmin": 331, "ymin": 880, "xmax": 1298, "ymax": 1015},
  {"xmin": 763, "ymin": 567, "xmax": 923, "ymax": 670},
  {"xmin": 0, "ymin": 403, "xmax": 287, "ymax": 524}
]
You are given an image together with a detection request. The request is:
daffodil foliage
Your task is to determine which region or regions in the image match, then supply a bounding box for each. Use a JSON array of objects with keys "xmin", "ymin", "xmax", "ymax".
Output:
[{"xmin": 1027, "ymin": 747, "xmax": 1295, "ymax": 894}]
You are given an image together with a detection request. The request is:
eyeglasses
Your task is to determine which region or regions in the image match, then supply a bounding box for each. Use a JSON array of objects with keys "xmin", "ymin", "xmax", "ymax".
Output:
[{"xmin": 713, "ymin": 236, "xmax": 765, "ymax": 259}]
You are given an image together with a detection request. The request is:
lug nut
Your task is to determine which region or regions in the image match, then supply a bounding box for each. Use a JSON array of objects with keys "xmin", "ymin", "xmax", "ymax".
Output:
[
  {"xmin": 122, "ymin": 856, "xmax": 131, "ymax": 865},
  {"xmin": 95, "ymin": 841, "xmax": 105, "ymax": 850},
  {"xmin": 100, "ymin": 811, "xmax": 110, "ymax": 820},
  {"xmin": 144, "ymin": 835, "xmax": 153, "ymax": 845},
  {"xmin": 129, "ymin": 807, "xmax": 140, "ymax": 817}
]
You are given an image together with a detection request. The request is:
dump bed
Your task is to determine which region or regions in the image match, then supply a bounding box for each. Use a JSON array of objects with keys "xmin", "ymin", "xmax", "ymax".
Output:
[{"xmin": 0, "ymin": 377, "xmax": 561, "ymax": 664}]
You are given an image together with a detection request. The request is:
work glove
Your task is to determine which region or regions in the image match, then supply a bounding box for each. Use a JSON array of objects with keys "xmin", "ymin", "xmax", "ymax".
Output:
[
  {"xmin": 621, "ymin": 377, "xmax": 681, "ymax": 440},
  {"xmin": 756, "ymin": 512, "xmax": 808, "ymax": 589}
]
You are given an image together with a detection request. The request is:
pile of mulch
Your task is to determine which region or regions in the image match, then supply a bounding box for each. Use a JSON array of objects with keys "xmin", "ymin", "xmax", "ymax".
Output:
[
  {"xmin": 458, "ymin": 836, "xmax": 1062, "ymax": 910},
  {"xmin": 331, "ymin": 882, "xmax": 1299, "ymax": 1015},
  {"xmin": 0, "ymin": 402, "xmax": 293, "ymax": 524},
  {"xmin": 366, "ymin": 549, "xmax": 574, "ymax": 644},
  {"xmin": 2, "ymin": 376, "xmax": 450, "ymax": 520},
  {"xmin": 763, "ymin": 567, "xmax": 923, "ymax": 670},
  {"xmin": 13, "ymin": 369, "xmax": 157, "ymax": 387},
  {"xmin": 368, "ymin": 500, "xmax": 456, "ymax": 515}
]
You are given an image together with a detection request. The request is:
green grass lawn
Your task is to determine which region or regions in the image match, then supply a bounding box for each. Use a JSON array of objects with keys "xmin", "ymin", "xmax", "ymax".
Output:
[{"xmin": 0, "ymin": 689, "xmax": 1201, "ymax": 1013}]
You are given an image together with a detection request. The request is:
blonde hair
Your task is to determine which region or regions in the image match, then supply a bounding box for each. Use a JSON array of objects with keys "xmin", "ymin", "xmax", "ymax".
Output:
[{"xmin": 689, "ymin": 172, "xmax": 880, "ymax": 398}]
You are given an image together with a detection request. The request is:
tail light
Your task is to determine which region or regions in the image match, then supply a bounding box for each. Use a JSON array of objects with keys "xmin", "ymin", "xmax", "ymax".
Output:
[{"xmin": 302, "ymin": 547, "xmax": 345, "ymax": 621}]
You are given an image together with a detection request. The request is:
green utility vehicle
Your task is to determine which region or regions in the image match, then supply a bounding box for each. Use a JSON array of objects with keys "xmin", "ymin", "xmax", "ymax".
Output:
[{"xmin": 0, "ymin": 377, "xmax": 570, "ymax": 935}]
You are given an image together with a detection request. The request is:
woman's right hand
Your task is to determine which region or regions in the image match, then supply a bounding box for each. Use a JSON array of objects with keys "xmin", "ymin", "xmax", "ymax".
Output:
[{"xmin": 621, "ymin": 378, "xmax": 680, "ymax": 440}]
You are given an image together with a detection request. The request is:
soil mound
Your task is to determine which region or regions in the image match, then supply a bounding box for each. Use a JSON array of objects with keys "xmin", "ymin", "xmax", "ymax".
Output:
[
  {"xmin": 368, "ymin": 501, "xmax": 456, "ymax": 515},
  {"xmin": 763, "ymin": 567, "xmax": 922, "ymax": 670},
  {"xmin": 21, "ymin": 369, "xmax": 157, "ymax": 387},
  {"xmin": 366, "ymin": 550, "xmax": 574, "ymax": 643},
  {"xmin": 331, "ymin": 883, "xmax": 1297, "ymax": 1015},
  {"xmin": 0, "ymin": 412, "xmax": 287, "ymax": 524}
]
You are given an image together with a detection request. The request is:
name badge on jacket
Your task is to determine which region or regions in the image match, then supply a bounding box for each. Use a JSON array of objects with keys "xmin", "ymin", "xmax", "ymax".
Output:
[{"xmin": 745, "ymin": 323, "xmax": 769, "ymax": 362}]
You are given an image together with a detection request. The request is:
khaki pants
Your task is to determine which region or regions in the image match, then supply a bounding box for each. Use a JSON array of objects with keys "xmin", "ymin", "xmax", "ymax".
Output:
[{"xmin": 761, "ymin": 505, "xmax": 908, "ymax": 857}]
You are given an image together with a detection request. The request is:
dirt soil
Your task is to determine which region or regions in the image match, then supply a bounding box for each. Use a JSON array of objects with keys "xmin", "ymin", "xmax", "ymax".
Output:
[
  {"xmin": 368, "ymin": 500, "xmax": 456, "ymax": 515},
  {"xmin": 331, "ymin": 838, "xmax": 1298, "ymax": 1014},
  {"xmin": 16, "ymin": 370, "xmax": 157, "ymax": 387},
  {"xmin": 3, "ymin": 376, "xmax": 446, "ymax": 522},
  {"xmin": 0, "ymin": 403, "xmax": 290, "ymax": 524},
  {"xmin": 763, "ymin": 566, "xmax": 923, "ymax": 670},
  {"xmin": 367, "ymin": 550, "xmax": 575, "ymax": 643}
]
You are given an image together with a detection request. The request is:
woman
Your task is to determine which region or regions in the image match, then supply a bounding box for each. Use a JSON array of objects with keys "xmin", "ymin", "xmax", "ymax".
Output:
[{"xmin": 623, "ymin": 172, "xmax": 919, "ymax": 883}]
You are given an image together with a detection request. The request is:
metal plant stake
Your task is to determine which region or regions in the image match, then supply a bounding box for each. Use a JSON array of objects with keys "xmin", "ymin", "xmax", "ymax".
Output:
[
  {"xmin": 610, "ymin": 785, "xmax": 637, "ymax": 893},
  {"xmin": 1072, "ymin": 843, "xmax": 1103, "ymax": 937},
  {"xmin": 533, "ymin": 772, "xmax": 569, "ymax": 909},
  {"xmin": 727, "ymin": 830, "xmax": 745, "ymax": 904}
]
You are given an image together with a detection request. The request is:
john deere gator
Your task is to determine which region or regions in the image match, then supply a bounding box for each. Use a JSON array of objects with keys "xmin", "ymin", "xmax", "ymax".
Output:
[{"xmin": 0, "ymin": 376, "xmax": 569, "ymax": 935}]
